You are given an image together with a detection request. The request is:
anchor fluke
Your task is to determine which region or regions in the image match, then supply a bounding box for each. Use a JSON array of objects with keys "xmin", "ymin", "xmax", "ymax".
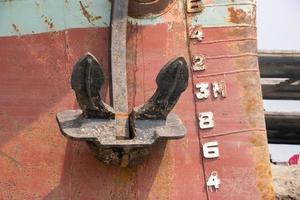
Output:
[
  {"xmin": 133, "ymin": 57, "xmax": 189, "ymax": 120},
  {"xmin": 71, "ymin": 53, "xmax": 115, "ymax": 119}
]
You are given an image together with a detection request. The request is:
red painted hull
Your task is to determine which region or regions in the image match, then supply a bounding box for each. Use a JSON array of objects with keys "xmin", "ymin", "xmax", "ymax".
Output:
[{"xmin": 0, "ymin": 14, "xmax": 274, "ymax": 200}]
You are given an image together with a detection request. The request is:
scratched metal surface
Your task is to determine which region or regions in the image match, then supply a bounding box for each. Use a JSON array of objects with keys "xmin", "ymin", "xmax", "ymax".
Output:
[{"xmin": 0, "ymin": 0, "xmax": 274, "ymax": 199}]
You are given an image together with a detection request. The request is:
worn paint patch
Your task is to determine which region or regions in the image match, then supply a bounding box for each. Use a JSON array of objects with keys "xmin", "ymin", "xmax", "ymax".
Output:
[
  {"xmin": 79, "ymin": 1, "xmax": 102, "ymax": 25},
  {"xmin": 251, "ymin": 131, "xmax": 276, "ymax": 200},
  {"xmin": 228, "ymin": 7, "xmax": 251, "ymax": 24},
  {"xmin": 0, "ymin": 0, "xmax": 190, "ymax": 37},
  {"xmin": 191, "ymin": 4, "xmax": 255, "ymax": 27},
  {"xmin": 42, "ymin": 15, "xmax": 54, "ymax": 29},
  {"xmin": 11, "ymin": 24, "xmax": 21, "ymax": 36},
  {"xmin": 0, "ymin": 0, "xmax": 111, "ymax": 37}
]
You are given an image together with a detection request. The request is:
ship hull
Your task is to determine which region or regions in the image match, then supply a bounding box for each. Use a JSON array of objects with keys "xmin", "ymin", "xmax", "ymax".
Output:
[{"xmin": 0, "ymin": 0, "xmax": 274, "ymax": 199}]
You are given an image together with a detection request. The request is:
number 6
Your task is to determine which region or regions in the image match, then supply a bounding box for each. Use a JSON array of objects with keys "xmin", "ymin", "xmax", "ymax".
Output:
[{"xmin": 203, "ymin": 141, "xmax": 219, "ymax": 158}]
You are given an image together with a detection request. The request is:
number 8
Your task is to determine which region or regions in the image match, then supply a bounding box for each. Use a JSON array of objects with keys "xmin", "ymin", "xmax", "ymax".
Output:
[{"xmin": 198, "ymin": 112, "xmax": 214, "ymax": 129}]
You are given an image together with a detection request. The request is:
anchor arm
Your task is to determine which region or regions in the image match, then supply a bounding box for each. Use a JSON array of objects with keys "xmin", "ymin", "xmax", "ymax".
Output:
[
  {"xmin": 71, "ymin": 53, "xmax": 115, "ymax": 119},
  {"xmin": 133, "ymin": 57, "xmax": 189, "ymax": 119}
]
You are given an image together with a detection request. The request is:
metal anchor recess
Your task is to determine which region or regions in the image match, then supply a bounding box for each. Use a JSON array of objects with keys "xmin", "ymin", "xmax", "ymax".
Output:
[{"xmin": 56, "ymin": 0, "xmax": 189, "ymax": 166}]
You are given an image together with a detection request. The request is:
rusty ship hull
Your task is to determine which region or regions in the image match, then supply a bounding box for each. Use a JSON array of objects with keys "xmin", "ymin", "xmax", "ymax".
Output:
[{"xmin": 0, "ymin": 0, "xmax": 274, "ymax": 199}]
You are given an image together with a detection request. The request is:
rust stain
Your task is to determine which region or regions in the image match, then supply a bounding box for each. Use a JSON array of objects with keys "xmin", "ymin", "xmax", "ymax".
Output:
[
  {"xmin": 12, "ymin": 24, "xmax": 21, "ymax": 36},
  {"xmin": 41, "ymin": 15, "xmax": 54, "ymax": 29},
  {"xmin": 237, "ymin": 72, "xmax": 262, "ymax": 127},
  {"xmin": 111, "ymin": 167, "xmax": 137, "ymax": 200},
  {"xmin": 148, "ymin": 144, "xmax": 173, "ymax": 200},
  {"xmin": 0, "ymin": 151, "xmax": 21, "ymax": 167},
  {"xmin": 251, "ymin": 131, "xmax": 276, "ymax": 200},
  {"xmin": 137, "ymin": 141, "xmax": 173, "ymax": 199},
  {"xmin": 228, "ymin": 7, "xmax": 251, "ymax": 24},
  {"xmin": 79, "ymin": 1, "xmax": 102, "ymax": 25}
]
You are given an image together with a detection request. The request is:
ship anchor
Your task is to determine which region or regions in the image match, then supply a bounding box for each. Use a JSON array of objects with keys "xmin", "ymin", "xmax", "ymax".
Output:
[{"xmin": 56, "ymin": 0, "xmax": 189, "ymax": 166}]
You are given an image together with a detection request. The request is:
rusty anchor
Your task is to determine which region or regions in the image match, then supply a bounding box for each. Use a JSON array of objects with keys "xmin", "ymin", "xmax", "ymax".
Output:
[{"xmin": 56, "ymin": 0, "xmax": 189, "ymax": 166}]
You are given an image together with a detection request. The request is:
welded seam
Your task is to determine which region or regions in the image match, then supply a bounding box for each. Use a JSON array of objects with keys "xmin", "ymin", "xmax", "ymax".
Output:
[
  {"xmin": 196, "ymin": 69, "xmax": 259, "ymax": 78},
  {"xmin": 194, "ymin": 38, "xmax": 256, "ymax": 44},
  {"xmin": 205, "ymin": 53, "xmax": 258, "ymax": 60},
  {"xmin": 63, "ymin": 4, "xmax": 71, "ymax": 84},
  {"xmin": 183, "ymin": 1, "xmax": 210, "ymax": 199},
  {"xmin": 141, "ymin": 27, "xmax": 146, "ymax": 102},
  {"xmin": 203, "ymin": 2, "xmax": 256, "ymax": 7},
  {"xmin": 201, "ymin": 25, "xmax": 257, "ymax": 29},
  {"xmin": 201, "ymin": 24, "xmax": 256, "ymax": 28},
  {"xmin": 202, "ymin": 128, "xmax": 266, "ymax": 138}
]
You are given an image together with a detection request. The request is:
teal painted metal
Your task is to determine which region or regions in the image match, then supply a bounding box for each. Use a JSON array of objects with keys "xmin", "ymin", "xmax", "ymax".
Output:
[
  {"xmin": 191, "ymin": 3, "xmax": 255, "ymax": 27},
  {"xmin": 0, "ymin": 0, "xmax": 167, "ymax": 37},
  {"xmin": 0, "ymin": 0, "xmax": 111, "ymax": 36},
  {"xmin": 0, "ymin": 0, "xmax": 255, "ymax": 37}
]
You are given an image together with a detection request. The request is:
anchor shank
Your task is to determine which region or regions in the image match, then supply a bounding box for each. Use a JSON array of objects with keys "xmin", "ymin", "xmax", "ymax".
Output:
[{"xmin": 111, "ymin": 0, "xmax": 130, "ymax": 139}]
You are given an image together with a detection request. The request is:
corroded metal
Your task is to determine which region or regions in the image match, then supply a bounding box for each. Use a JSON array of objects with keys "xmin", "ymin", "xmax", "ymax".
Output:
[
  {"xmin": 128, "ymin": 0, "xmax": 175, "ymax": 18},
  {"xmin": 56, "ymin": 0, "xmax": 189, "ymax": 166},
  {"xmin": 132, "ymin": 57, "xmax": 188, "ymax": 120},
  {"xmin": 259, "ymin": 51, "xmax": 300, "ymax": 100},
  {"xmin": 111, "ymin": 0, "xmax": 130, "ymax": 139},
  {"xmin": 0, "ymin": 0, "xmax": 275, "ymax": 199},
  {"xmin": 186, "ymin": 0, "xmax": 203, "ymax": 13},
  {"xmin": 57, "ymin": 56, "xmax": 188, "ymax": 166},
  {"xmin": 57, "ymin": 110, "xmax": 185, "ymax": 165},
  {"xmin": 71, "ymin": 53, "xmax": 115, "ymax": 119}
]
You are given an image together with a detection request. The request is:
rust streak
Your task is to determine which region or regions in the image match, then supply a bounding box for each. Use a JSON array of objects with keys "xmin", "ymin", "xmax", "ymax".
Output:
[
  {"xmin": 42, "ymin": 15, "xmax": 54, "ymax": 29},
  {"xmin": 79, "ymin": 1, "xmax": 102, "ymax": 25},
  {"xmin": 228, "ymin": 7, "xmax": 251, "ymax": 24},
  {"xmin": 0, "ymin": 151, "xmax": 21, "ymax": 166},
  {"xmin": 12, "ymin": 24, "xmax": 21, "ymax": 35}
]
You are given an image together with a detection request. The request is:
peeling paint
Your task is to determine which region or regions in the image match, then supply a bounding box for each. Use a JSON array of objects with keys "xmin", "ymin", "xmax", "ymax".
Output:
[
  {"xmin": 191, "ymin": 4, "xmax": 254, "ymax": 27},
  {"xmin": 228, "ymin": 7, "xmax": 251, "ymax": 24},
  {"xmin": 0, "ymin": 0, "xmax": 111, "ymax": 37},
  {"xmin": 79, "ymin": 1, "xmax": 102, "ymax": 25},
  {"xmin": 11, "ymin": 24, "xmax": 21, "ymax": 36},
  {"xmin": 42, "ymin": 15, "xmax": 54, "ymax": 29}
]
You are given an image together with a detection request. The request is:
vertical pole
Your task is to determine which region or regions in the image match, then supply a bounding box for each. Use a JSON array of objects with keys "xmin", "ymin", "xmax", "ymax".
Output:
[{"xmin": 110, "ymin": 0, "xmax": 130, "ymax": 139}]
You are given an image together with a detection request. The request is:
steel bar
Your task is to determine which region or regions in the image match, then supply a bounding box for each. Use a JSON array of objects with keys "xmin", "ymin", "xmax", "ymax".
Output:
[
  {"xmin": 259, "ymin": 50, "xmax": 300, "ymax": 78},
  {"xmin": 259, "ymin": 51, "xmax": 300, "ymax": 100},
  {"xmin": 262, "ymin": 91, "xmax": 300, "ymax": 100},
  {"xmin": 265, "ymin": 112, "xmax": 300, "ymax": 131},
  {"xmin": 110, "ymin": 0, "xmax": 130, "ymax": 139},
  {"xmin": 262, "ymin": 83, "xmax": 300, "ymax": 100},
  {"xmin": 262, "ymin": 84, "xmax": 300, "ymax": 93},
  {"xmin": 267, "ymin": 130, "xmax": 300, "ymax": 144},
  {"xmin": 265, "ymin": 112, "xmax": 300, "ymax": 144}
]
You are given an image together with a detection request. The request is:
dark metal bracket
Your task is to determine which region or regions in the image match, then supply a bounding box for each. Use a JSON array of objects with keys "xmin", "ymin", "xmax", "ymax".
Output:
[{"xmin": 56, "ymin": 0, "xmax": 189, "ymax": 166}]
